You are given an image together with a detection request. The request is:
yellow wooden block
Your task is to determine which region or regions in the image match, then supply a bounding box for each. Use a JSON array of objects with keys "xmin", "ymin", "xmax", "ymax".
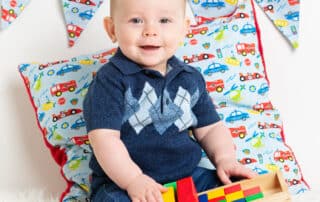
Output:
[
  {"xmin": 162, "ymin": 187, "xmax": 175, "ymax": 202},
  {"xmin": 225, "ymin": 190, "xmax": 244, "ymax": 202},
  {"xmin": 207, "ymin": 188, "xmax": 225, "ymax": 199}
]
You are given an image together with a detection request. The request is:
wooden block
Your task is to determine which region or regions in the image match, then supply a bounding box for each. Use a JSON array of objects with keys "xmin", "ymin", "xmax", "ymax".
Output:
[
  {"xmin": 162, "ymin": 187, "xmax": 175, "ymax": 202},
  {"xmin": 225, "ymin": 190, "xmax": 244, "ymax": 201},
  {"xmin": 207, "ymin": 188, "xmax": 225, "ymax": 199},
  {"xmin": 198, "ymin": 171, "xmax": 291, "ymax": 202},
  {"xmin": 164, "ymin": 181, "xmax": 177, "ymax": 191},
  {"xmin": 224, "ymin": 184, "xmax": 241, "ymax": 194},
  {"xmin": 245, "ymin": 192, "xmax": 264, "ymax": 201},
  {"xmin": 243, "ymin": 186, "xmax": 261, "ymax": 197},
  {"xmin": 177, "ymin": 177, "xmax": 199, "ymax": 202},
  {"xmin": 198, "ymin": 194, "xmax": 208, "ymax": 202},
  {"xmin": 208, "ymin": 195, "xmax": 226, "ymax": 202}
]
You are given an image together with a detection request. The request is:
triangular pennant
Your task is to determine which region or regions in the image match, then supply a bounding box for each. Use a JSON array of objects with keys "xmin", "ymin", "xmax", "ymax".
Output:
[
  {"xmin": 188, "ymin": 0, "xmax": 239, "ymax": 20},
  {"xmin": 61, "ymin": 0, "xmax": 104, "ymax": 47},
  {"xmin": 254, "ymin": 0, "xmax": 300, "ymax": 49},
  {"xmin": 1, "ymin": 0, "xmax": 31, "ymax": 30}
]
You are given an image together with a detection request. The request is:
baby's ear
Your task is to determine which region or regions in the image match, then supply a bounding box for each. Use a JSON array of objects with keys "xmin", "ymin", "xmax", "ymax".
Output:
[{"xmin": 104, "ymin": 17, "xmax": 117, "ymax": 43}]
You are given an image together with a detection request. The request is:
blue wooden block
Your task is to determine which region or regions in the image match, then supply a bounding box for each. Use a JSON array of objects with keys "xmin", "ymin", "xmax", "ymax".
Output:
[{"xmin": 198, "ymin": 194, "xmax": 208, "ymax": 202}]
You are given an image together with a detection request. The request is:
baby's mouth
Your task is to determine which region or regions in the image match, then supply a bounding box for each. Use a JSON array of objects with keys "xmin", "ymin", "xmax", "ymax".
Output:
[{"xmin": 140, "ymin": 45, "xmax": 160, "ymax": 50}]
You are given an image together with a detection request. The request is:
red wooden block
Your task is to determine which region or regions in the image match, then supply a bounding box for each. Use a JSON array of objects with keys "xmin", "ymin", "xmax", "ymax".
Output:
[
  {"xmin": 177, "ymin": 177, "xmax": 199, "ymax": 202},
  {"xmin": 243, "ymin": 186, "xmax": 262, "ymax": 197},
  {"xmin": 224, "ymin": 184, "xmax": 241, "ymax": 194}
]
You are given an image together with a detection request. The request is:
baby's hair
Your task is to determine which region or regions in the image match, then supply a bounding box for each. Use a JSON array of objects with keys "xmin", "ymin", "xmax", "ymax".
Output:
[{"xmin": 109, "ymin": 0, "xmax": 187, "ymax": 17}]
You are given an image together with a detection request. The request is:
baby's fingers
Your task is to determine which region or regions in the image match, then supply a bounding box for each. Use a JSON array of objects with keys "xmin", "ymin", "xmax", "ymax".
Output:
[
  {"xmin": 217, "ymin": 169, "xmax": 232, "ymax": 184},
  {"xmin": 153, "ymin": 190, "xmax": 164, "ymax": 202},
  {"xmin": 145, "ymin": 189, "xmax": 163, "ymax": 202},
  {"xmin": 157, "ymin": 184, "xmax": 168, "ymax": 193}
]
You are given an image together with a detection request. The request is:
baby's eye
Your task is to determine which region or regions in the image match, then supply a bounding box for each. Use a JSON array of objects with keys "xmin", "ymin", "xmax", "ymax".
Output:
[
  {"xmin": 129, "ymin": 18, "xmax": 143, "ymax": 24},
  {"xmin": 160, "ymin": 18, "xmax": 171, "ymax": 24}
]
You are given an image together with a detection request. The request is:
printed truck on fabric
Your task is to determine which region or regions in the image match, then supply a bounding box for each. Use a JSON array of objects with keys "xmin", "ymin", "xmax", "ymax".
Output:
[
  {"xmin": 19, "ymin": 48, "xmax": 117, "ymax": 202},
  {"xmin": 175, "ymin": 0, "xmax": 307, "ymax": 195}
]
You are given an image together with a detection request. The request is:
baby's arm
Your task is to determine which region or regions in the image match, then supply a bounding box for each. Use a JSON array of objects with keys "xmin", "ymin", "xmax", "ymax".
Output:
[
  {"xmin": 193, "ymin": 121, "xmax": 256, "ymax": 184},
  {"xmin": 89, "ymin": 129, "xmax": 166, "ymax": 201}
]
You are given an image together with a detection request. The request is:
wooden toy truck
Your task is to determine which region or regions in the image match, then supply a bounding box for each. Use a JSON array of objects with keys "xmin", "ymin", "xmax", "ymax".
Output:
[{"xmin": 162, "ymin": 170, "xmax": 291, "ymax": 202}]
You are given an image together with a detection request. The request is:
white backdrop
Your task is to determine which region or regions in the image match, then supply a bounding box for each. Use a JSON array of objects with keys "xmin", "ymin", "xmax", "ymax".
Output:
[{"xmin": 0, "ymin": 0, "xmax": 319, "ymax": 197}]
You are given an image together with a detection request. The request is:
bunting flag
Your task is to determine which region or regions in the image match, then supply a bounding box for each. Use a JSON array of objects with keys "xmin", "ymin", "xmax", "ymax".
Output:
[
  {"xmin": 61, "ymin": 0, "xmax": 104, "ymax": 47},
  {"xmin": 254, "ymin": 0, "xmax": 300, "ymax": 49},
  {"xmin": 189, "ymin": 0, "xmax": 300, "ymax": 49},
  {"xmin": 0, "ymin": 0, "xmax": 30, "ymax": 30}
]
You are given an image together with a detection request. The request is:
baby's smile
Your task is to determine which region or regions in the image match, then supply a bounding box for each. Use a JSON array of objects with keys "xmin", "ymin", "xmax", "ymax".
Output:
[{"xmin": 139, "ymin": 45, "xmax": 161, "ymax": 50}]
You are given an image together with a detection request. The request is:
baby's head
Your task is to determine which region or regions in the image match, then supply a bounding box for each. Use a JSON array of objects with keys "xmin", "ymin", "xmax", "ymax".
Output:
[{"xmin": 105, "ymin": 0, "xmax": 190, "ymax": 71}]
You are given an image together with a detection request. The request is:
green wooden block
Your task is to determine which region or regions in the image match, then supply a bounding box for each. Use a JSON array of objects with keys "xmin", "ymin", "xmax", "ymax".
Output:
[
  {"xmin": 164, "ymin": 181, "xmax": 177, "ymax": 191},
  {"xmin": 245, "ymin": 192, "xmax": 264, "ymax": 201}
]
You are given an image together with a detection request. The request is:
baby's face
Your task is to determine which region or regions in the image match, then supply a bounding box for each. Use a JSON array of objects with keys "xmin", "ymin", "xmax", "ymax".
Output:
[{"xmin": 107, "ymin": 0, "xmax": 189, "ymax": 71}]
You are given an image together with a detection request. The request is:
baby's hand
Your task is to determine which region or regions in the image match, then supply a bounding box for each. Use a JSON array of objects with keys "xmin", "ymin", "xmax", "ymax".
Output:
[
  {"xmin": 126, "ymin": 174, "xmax": 167, "ymax": 202},
  {"xmin": 216, "ymin": 158, "xmax": 257, "ymax": 185}
]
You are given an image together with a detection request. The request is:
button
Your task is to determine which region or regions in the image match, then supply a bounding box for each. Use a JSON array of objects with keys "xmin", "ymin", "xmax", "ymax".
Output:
[{"xmin": 166, "ymin": 99, "xmax": 170, "ymax": 105}]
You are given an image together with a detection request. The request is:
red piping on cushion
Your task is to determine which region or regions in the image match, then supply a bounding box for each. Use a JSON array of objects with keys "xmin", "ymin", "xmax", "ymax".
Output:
[
  {"xmin": 18, "ymin": 69, "xmax": 74, "ymax": 202},
  {"xmin": 250, "ymin": 0, "xmax": 268, "ymax": 85},
  {"xmin": 250, "ymin": 0, "xmax": 310, "ymax": 190}
]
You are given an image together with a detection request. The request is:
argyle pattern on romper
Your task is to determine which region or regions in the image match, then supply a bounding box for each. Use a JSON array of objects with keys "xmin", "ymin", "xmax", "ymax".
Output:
[{"xmin": 124, "ymin": 82, "xmax": 200, "ymax": 135}]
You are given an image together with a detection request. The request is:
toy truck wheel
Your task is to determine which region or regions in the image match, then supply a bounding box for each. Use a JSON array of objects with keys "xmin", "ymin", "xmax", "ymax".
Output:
[
  {"xmin": 56, "ymin": 91, "xmax": 62, "ymax": 97},
  {"xmin": 187, "ymin": 34, "xmax": 193, "ymax": 38},
  {"xmin": 71, "ymin": 109, "xmax": 77, "ymax": 114},
  {"xmin": 69, "ymin": 33, "xmax": 75, "ymax": 38},
  {"xmin": 69, "ymin": 87, "xmax": 75, "ymax": 92},
  {"xmin": 216, "ymin": 87, "xmax": 223, "ymax": 93},
  {"xmin": 200, "ymin": 30, "xmax": 207, "ymax": 35},
  {"xmin": 240, "ymin": 76, "xmax": 245, "ymax": 81},
  {"xmin": 239, "ymin": 133, "xmax": 245, "ymax": 139}
]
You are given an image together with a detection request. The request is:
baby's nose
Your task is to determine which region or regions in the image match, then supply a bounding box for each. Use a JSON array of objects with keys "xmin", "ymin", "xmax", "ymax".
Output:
[
  {"xmin": 142, "ymin": 25, "xmax": 158, "ymax": 37},
  {"xmin": 143, "ymin": 31, "xmax": 157, "ymax": 37}
]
